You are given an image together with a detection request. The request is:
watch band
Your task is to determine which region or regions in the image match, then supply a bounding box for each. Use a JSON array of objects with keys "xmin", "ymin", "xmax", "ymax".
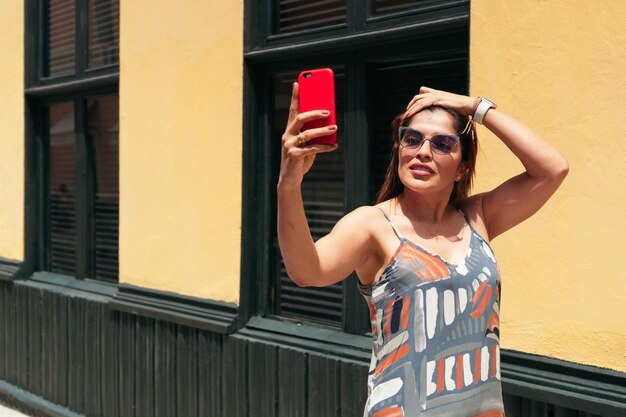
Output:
[{"xmin": 473, "ymin": 98, "xmax": 497, "ymax": 124}]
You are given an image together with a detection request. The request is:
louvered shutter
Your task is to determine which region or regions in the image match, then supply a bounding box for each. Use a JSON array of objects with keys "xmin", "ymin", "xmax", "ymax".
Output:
[
  {"xmin": 369, "ymin": 57, "xmax": 468, "ymax": 197},
  {"xmin": 46, "ymin": 0, "xmax": 75, "ymax": 76},
  {"xmin": 277, "ymin": 0, "xmax": 346, "ymax": 33},
  {"xmin": 88, "ymin": 0, "xmax": 120, "ymax": 68},
  {"xmin": 273, "ymin": 72, "xmax": 346, "ymax": 327},
  {"xmin": 49, "ymin": 102, "xmax": 77, "ymax": 276},
  {"xmin": 371, "ymin": 0, "xmax": 431, "ymax": 15},
  {"xmin": 88, "ymin": 95, "xmax": 119, "ymax": 282}
]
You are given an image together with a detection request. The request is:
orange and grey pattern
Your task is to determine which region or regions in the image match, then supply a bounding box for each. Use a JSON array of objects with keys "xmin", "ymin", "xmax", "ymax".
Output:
[{"xmin": 359, "ymin": 217, "xmax": 504, "ymax": 417}]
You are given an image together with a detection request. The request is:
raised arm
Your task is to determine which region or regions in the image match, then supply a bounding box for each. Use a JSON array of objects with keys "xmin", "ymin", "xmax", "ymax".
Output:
[
  {"xmin": 475, "ymin": 108, "xmax": 569, "ymax": 239},
  {"xmin": 406, "ymin": 86, "xmax": 569, "ymax": 240},
  {"xmin": 278, "ymin": 83, "xmax": 373, "ymax": 287}
]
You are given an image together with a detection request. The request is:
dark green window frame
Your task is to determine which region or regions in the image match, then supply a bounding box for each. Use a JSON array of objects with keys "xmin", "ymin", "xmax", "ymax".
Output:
[
  {"xmin": 241, "ymin": 0, "xmax": 470, "ymax": 336},
  {"xmin": 24, "ymin": 0, "xmax": 120, "ymax": 283}
]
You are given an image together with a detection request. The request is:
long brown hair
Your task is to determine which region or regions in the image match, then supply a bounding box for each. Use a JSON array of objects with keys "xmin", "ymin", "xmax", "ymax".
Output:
[{"xmin": 375, "ymin": 106, "xmax": 478, "ymax": 207}]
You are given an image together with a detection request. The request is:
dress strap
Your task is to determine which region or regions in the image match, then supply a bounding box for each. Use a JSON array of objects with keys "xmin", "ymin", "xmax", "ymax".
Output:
[
  {"xmin": 376, "ymin": 207, "xmax": 404, "ymax": 241},
  {"xmin": 456, "ymin": 208, "xmax": 469, "ymax": 222},
  {"xmin": 456, "ymin": 207, "xmax": 478, "ymax": 239}
]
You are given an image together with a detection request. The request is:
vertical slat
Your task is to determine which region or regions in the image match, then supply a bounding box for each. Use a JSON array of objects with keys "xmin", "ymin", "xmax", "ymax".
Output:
[
  {"xmin": 198, "ymin": 331, "xmax": 223, "ymax": 417},
  {"xmin": 154, "ymin": 321, "xmax": 177, "ymax": 417},
  {"xmin": 531, "ymin": 399, "xmax": 549, "ymax": 417},
  {"xmin": 68, "ymin": 295, "xmax": 85, "ymax": 411},
  {"xmin": 35, "ymin": 287, "xmax": 45, "ymax": 397},
  {"xmin": 0, "ymin": 283, "xmax": 6, "ymax": 379},
  {"xmin": 135, "ymin": 316, "xmax": 155, "ymax": 417},
  {"xmin": 223, "ymin": 336, "xmax": 248, "ymax": 417},
  {"xmin": 2, "ymin": 282, "xmax": 12, "ymax": 382},
  {"xmin": 6, "ymin": 281, "xmax": 17, "ymax": 384},
  {"xmin": 278, "ymin": 347, "xmax": 308, "ymax": 417},
  {"xmin": 103, "ymin": 309, "xmax": 120, "ymax": 417},
  {"xmin": 340, "ymin": 360, "xmax": 368, "ymax": 417},
  {"xmin": 118, "ymin": 312, "xmax": 136, "ymax": 417},
  {"xmin": 48, "ymin": 291, "xmax": 58, "ymax": 402},
  {"xmin": 16, "ymin": 285, "xmax": 30, "ymax": 389},
  {"xmin": 503, "ymin": 392, "xmax": 523, "ymax": 417},
  {"xmin": 53, "ymin": 291, "xmax": 69, "ymax": 406},
  {"xmin": 27, "ymin": 286, "xmax": 43, "ymax": 396},
  {"xmin": 84, "ymin": 298, "xmax": 104, "ymax": 417},
  {"xmin": 308, "ymin": 355, "xmax": 340, "ymax": 417},
  {"xmin": 41, "ymin": 288, "xmax": 51, "ymax": 400},
  {"xmin": 520, "ymin": 398, "xmax": 532, "ymax": 417},
  {"xmin": 520, "ymin": 398, "xmax": 554, "ymax": 417},
  {"xmin": 555, "ymin": 405, "xmax": 580, "ymax": 417},
  {"xmin": 176, "ymin": 326, "xmax": 199, "ymax": 417},
  {"xmin": 248, "ymin": 340, "xmax": 278, "ymax": 417}
]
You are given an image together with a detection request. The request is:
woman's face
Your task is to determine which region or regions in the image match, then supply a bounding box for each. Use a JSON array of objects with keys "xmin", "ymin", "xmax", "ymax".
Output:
[{"xmin": 397, "ymin": 110, "xmax": 465, "ymax": 198}]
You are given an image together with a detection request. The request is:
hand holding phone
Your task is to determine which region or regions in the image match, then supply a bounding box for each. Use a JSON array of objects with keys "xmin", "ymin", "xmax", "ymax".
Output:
[{"xmin": 297, "ymin": 68, "xmax": 337, "ymax": 145}]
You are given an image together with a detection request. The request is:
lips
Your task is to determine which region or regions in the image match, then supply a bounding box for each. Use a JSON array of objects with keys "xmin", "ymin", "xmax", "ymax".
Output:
[{"xmin": 409, "ymin": 163, "xmax": 435, "ymax": 176}]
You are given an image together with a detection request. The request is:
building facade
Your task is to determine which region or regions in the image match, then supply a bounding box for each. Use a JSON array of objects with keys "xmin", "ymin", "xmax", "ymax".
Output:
[{"xmin": 1, "ymin": 1, "xmax": 625, "ymax": 416}]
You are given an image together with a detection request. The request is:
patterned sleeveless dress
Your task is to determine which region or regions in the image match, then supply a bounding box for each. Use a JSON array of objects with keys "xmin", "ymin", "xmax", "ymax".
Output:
[{"xmin": 358, "ymin": 209, "xmax": 505, "ymax": 417}]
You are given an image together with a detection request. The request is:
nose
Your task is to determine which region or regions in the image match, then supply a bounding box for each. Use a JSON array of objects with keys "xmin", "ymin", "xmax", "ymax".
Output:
[{"xmin": 415, "ymin": 138, "xmax": 433, "ymax": 160}]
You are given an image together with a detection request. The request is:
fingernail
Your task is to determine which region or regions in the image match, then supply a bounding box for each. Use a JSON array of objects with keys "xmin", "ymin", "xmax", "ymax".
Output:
[
  {"xmin": 321, "ymin": 110, "xmax": 330, "ymax": 115},
  {"xmin": 328, "ymin": 125, "xmax": 337, "ymax": 131}
]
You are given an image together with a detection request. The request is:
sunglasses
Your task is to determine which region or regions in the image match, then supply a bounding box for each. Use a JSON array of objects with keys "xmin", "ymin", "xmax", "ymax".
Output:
[{"xmin": 398, "ymin": 126, "xmax": 460, "ymax": 155}]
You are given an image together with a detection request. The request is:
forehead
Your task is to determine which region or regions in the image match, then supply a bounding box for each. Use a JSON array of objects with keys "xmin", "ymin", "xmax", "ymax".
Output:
[{"xmin": 406, "ymin": 110, "xmax": 456, "ymax": 134}]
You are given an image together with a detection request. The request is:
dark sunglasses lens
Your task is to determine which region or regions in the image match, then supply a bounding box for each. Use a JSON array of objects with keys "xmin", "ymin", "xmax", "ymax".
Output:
[
  {"xmin": 431, "ymin": 135, "xmax": 457, "ymax": 154},
  {"xmin": 400, "ymin": 129, "xmax": 424, "ymax": 148}
]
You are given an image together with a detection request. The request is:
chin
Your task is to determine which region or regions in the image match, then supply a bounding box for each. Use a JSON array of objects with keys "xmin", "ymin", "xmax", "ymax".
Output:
[{"xmin": 401, "ymin": 176, "xmax": 452, "ymax": 197}]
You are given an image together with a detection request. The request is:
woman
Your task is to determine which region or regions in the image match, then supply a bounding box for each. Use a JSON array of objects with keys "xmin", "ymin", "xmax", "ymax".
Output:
[{"xmin": 277, "ymin": 84, "xmax": 568, "ymax": 417}]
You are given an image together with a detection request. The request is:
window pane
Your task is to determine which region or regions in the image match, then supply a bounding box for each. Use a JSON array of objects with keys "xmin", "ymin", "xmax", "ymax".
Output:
[
  {"xmin": 88, "ymin": 0, "xmax": 120, "ymax": 68},
  {"xmin": 49, "ymin": 102, "xmax": 76, "ymax": 276},
  {"xmin": 273, "ymin": 71, "xmax": 346, "ymax": 327},
  {"xmin": 46, "ymin": 0, "xmax": 75, "ymax": 76},
  {"xmin": 369, "ymin": 57, "xmax": 468, "ymax": 199},
  {"xmin": 88, "ymin": 95, "xmax": 119, "ymax": 282},
  {"xmin": 371, "ymin": 0, "xmax": 431, "ymax": 15},
  {"xmin": 277, "ymin": 0, "xmax": 346, "ymax": 33}
]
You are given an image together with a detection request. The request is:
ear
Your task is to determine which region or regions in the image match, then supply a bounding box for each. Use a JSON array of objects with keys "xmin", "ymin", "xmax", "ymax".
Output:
[{"xmin": 455, "ymin": 163, "xmax": 467, "ymax": 182}]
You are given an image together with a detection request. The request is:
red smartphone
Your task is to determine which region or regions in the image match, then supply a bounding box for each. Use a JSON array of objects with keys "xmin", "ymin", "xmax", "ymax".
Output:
[{"xmin": 297, "ymin": 68, "xmax": 336, "ymax": 145}]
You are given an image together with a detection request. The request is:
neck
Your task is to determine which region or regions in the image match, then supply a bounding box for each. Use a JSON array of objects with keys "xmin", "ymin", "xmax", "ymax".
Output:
[{"xmin": 396, "ymin": 191, "xmax": 452, "ymax": 225}]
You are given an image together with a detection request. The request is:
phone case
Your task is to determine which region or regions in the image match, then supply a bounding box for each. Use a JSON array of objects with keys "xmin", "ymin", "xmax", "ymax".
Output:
[{"xmin": 298, "ymin": 68, "xmax": 336, "ymax": 145}]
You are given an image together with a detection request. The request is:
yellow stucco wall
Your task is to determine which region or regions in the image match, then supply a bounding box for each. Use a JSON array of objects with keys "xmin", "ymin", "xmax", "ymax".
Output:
[
  {"xmin": 0, "ymin": 0, "xmax": 24, "ymax": 261},
  {"xmin": 471, "ymin": 1, "xmax": 626, "ymax": 372},
  {"xmin": 119, "ymin": 0, "xmax": 243, "ymax": 302}
]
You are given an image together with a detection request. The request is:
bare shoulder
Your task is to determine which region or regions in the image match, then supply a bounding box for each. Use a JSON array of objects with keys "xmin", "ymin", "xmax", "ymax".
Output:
[
  {"xmin": 335, "ymin": 205, "xmax": 386, "ymax": 233},
  {"xmin": 328, "ymin": 204, "xmax": 392, "ymax": 247},
  {"xmin": 459, "ymin": 194, "xmax": 491, "ymax": 242}
]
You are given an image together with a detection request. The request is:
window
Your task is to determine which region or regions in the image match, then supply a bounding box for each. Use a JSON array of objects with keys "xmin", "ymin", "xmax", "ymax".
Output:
[
  {"xmin": 276, "ymin": 1, "xmax": 347, "ymax": 33},
  {"xmin": 370, "ymin": 0, "xmax": 437, "ymax": 16},
  {"xmin": 26, "ymin": 0, "xmax": 120, "ymax": 282},
  {"xmin": 243, "ymin": 0, "xmax": 469, "ymax": 334},
  {"xmin": 272, "ymin": 71, "xmax": 347, "ymax": 326}
]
